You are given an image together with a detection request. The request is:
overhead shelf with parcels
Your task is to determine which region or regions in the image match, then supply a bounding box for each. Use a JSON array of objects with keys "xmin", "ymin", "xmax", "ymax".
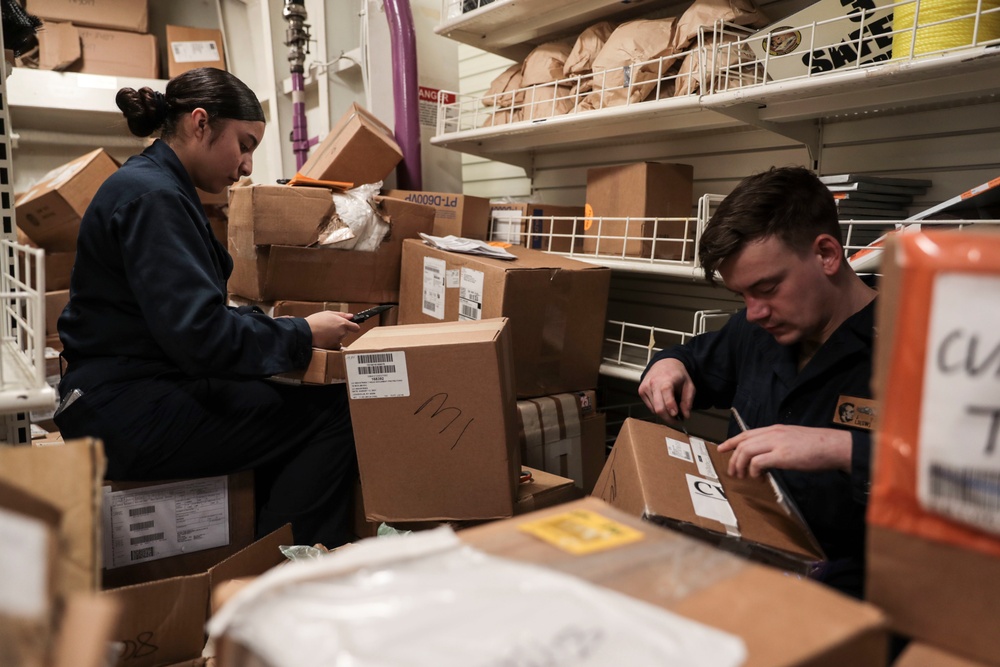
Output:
[{"xmin": 433, "ymin": 0, "xmax": 1000, "ymax": 168}]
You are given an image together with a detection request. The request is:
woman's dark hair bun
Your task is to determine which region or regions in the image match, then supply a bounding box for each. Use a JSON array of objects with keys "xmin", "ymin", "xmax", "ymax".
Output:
[{"xmin": 115, "ymin": 86, "xmax": 167, "ymax": 137}]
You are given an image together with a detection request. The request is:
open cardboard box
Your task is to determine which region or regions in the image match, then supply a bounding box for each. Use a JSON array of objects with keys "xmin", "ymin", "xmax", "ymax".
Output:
[
  {"xmin": 593, "ymin": 418, "xmax": 825, "ymax": 574},
  {"xmin": 461, "ymin": 497, "xmax": 886, "ymax": 667}
]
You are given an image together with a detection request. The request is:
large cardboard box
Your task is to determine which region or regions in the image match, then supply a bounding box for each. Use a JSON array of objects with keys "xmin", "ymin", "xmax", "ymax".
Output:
[
  {"xmin": 346, "ymin": 318, "xmax": 520, "ymax": 522},
  {"xmin": 584, "ymin": 162, "xmax": 694, "ymax": 259},
  {"xmin": 398, "ymin": 239, "xmax": 610, "ymax": 397},
  {"xmin": 101, "ymin": 472, "xmax": 256, "ymax": 590},
  {"xmin": 462, "ymin": 498, "xmax": 887, "ymax": 667},
  {"xmin": 26, "ymin": 0, "xmax": 148, "ymax": 33},
  {"xmin": 46, "ymin": 251, "xmax": 75, "ymax": 292},
  {"xmin": 386, "ymin": 189, "xmax": 490, "ymax": 240},
  {"xmin": 62, "ymin": 25, "xmax": 157, "ymax": 79},
  {"xmin": 273, "ymin": 347, "xmax": 346, "ymax": 386},
  {"xmin": 298, "ymin": 103, "xmax": 403, "ymax": 186},
  {"xmin": 867, "ymin": 231, "xmax": 1000, "ymax": 665},
  {"xmin": 517, "ymin": 391, "xmax": 606, "ymax": 491},
  {"xmin": 16, "ymin": 149, "xmax": 119, "ymax": 252},
  {"xmin": 228, "ymin": 195, "xmax": 435, "ymax": 303},
  {"xmin": 45, "ymin": 289, "xmax": 69, "ymax": 337},
  {"xmin": 103, "ymin": 525, "xmax": 291, "ymax": 667},
  {"xmin": 894, "ymin": 643, "xmax": 993, "ymax": 667},
  {"xmin": 490, "ymin": 202, "xmax": 585, "ymax": 253},
  {"xmin": 747, "ymin": 0, "xmax": 893, "ymax": 80},
  {"xmin": 36, "ymin": 20, "xmax": 81, "ymax": 70},
  {"xmin": 593, "ymin": 418, "xmax": 825, "ymax": 574},
  {"xmin": 0, "ymin": 439, "xmax": 104, "ymax": 598},
  {"xmin": 227, "ymin": 184, "xmax": 329, "ymax": 247},
  {"xmin": 166, "ymin": 25, "xmax": 226, "ymax": 78}
]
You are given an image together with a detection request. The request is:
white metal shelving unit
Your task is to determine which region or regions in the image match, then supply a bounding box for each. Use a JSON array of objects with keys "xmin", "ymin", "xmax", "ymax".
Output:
[
  {"xmin": 0, "ymin": 44, "xmax": 58, "ymax": 444},
  {"xmin": 432, "ymin": 0, "xmax": 1000, "ymax": 168}
]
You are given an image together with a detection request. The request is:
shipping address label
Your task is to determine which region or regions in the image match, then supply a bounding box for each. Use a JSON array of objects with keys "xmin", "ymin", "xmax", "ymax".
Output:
[
  {"xmin": 422, "ymin": 256, "xmax": 446, "ymax": 320},
  {"xmin": 459, "ymin": 268, "xmax": 484, "ymax": 321},
  {"xmin": 346, "ymin": 351, "xmax": 410, "ymax": 399},
  {"xmin": 918, "ymin": 272, "xmax": 1000, "ymax": 536}
]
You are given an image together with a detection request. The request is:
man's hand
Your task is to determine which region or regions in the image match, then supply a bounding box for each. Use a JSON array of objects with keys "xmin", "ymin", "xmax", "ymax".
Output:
[
  {"xmin": 717, "ymin": 425, "xmax": 853, "ymax": 479},
  {"xmin": 305, "ymin": 311, "xmax": 360, "ymax": 350},
  {"xmin": 638, "ymin": 358, "xmax": 696, "ymax": 423}
]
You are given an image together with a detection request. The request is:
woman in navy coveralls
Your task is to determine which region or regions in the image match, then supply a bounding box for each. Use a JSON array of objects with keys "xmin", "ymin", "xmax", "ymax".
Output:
[{"xmin": 55, "ymin": 68, "xmax": 359, "ymax": 548}]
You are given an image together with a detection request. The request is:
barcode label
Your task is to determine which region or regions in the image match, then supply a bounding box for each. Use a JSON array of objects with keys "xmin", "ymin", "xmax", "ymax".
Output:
[
  {"xmin": 460, "ymin": 303, "xmax": 479, "ymax": 320},
  {"xmin": 422, "ymin": 257, "xmax": 446, "ymax": 320},
  {"xmin": 423, "ymin": 299, "xmax": 436, "ymax": 311},
  {"xmin": 458, "ymin": 268, "xmax": 484, "ymax": 321},
  {"xmin": 929, "ymin": 464, "xmax": 1000, "ymax": 510},
  {"xmin": 346, "ymin": 351, "xmax": 410, "ymax": 399},
  {"xmin": 356, "ymin": 353, "xmax": 393, "ymax": 365},
  {"xmin": 358, "ymin": 365, "xmax": 396, "ymax": 375},
  {"xmin": 130, "ymin": 547, "xmax": 155, "ymax": 561},
  {"xmin": 130, "ymin": 532, "xmax": 164, "ymax": 546},
  {"xmin": 129, "ymin": 520, "xmax": 155, "ymax": 532},
  {"xmin": 129, "ymin": 505, "xmax": 155, "ymax": 517}
]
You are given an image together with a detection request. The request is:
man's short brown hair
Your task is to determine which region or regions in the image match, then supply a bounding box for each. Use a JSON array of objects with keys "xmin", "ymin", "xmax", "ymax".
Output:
[{"xmin": 699, "ymin": 166, "xmax": 841, "ymax": 282}]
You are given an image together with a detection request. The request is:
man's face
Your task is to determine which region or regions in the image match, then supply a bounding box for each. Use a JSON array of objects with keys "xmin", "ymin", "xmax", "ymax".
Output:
[
  {"xmin": 840, "ymin": 404, "xmax": 855, "ymax": 422},
  {"xmin": 718, "ymin": 235, "xmax": 832, "ymax": 346}
]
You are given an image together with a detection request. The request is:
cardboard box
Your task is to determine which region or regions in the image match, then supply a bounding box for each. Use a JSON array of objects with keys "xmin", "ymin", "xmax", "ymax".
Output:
[
  {"xmin": 273, "ymin": 300, "xmax": 392, "ymax": 347},
  {"xmin": 64, "ymin": 25, "xmax": 157, "ymax": 79},
  {"xmin": 166, "ymin": 25, "xmax": 225, "ymax": 79},
  {"xmin": 893, "ymin": 643, "xmax": 992, "ymax": 667},
  {"xmin": 386, "ymin": 189, "xmax": 490, "ymax": 240},
  {"xmin": 592, "ymin": 418, "xmax": 825, "ymax": 574},
  {"xmin": 584, "ymin": 162, "xmax": 694, "ymax": 259},
  {"xmin": 36, "ymin": 20, "xmax": 81, "ymax": 70},
  {"xmin": 0, "ymin": 476, "xmax": 61, "ymax": 667},
  {"xmin": 461, "ymin": 498, "xmax": 887, "ymax": 667},
  {"xmin": 226, "ymin": 184, "xmax": 329, "ymax": 247},
  {"xmin": 103, "ymin": 525, "xmax": 291, "ymax": 667},
  {"xmin": 273, "ymin": 347, "xmax": 346, "ymax": 385},
  {"xmin": 747, "ymin": 0, "xmax": 893, "ymax": 80},
  {"xmin": 101, "ymin": 471, "xmax": 256, "ymax": 590},
  {"xmin": 490, "ymin": 202, "xmax": 585, "ymax": 253},
  {"xmin": 517, "ymin": 391, "xmax": 606, "ymax": 490},
  {"xmin": 228, "ymin": 196, "xmax": 435, "ymax": 303},
  {"xmin": 45, "ymin": 289, "xmax": 69, "ymax": 338},
  {"xmin": 867, "ymin": 231, "xmax": 1000, "ymax": 665},
  {"xmin": 398, "ymin": 239, "xmax": 610, "ymax": 397},
  {"xmin": 0, "ymin": 439, "xmax": 104, "ymax": 599},
  {"xmin": 45, "ymin": 251, "xmax": 75, "ymax": 292},
  {"xmin": 26, "ymin": 0, "xmax": 148, "ymax": 33},
  {"xmin": 345, "ymin": 318, "xmax": 520, "ymax": 522},
  {"xmin": 15, "ymin": 149, "xmax": 119, "ymax": 252},
  {"xmin": 298, "ymin": 103, "xmax": 403, "ymax": 186}
]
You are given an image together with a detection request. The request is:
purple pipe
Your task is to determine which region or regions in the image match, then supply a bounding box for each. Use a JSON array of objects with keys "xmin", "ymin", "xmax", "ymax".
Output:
[
  {"xmin": 384, "ymin": 0, "xmax": 422, "ymax": 190},
  {"xmin": 291, "ymin": 71, "xmax": 310, "ymax": 170}
]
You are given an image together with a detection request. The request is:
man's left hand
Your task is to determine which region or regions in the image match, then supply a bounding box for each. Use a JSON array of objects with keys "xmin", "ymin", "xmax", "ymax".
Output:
[{"xmin": 717, "ymin": 425, "xmax": 852, "ymax": 479}]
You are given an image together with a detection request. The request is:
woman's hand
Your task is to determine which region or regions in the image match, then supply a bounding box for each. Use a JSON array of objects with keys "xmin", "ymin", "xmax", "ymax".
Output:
[{"xmin": 305, "ymin": 311, "xmax": 360, "ymax": 350}]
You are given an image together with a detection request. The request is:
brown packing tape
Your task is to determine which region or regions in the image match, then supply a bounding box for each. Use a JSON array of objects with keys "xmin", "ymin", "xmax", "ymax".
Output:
[{"xmin": 518, "ymin": 394, "xmax": 584, "ymax": 484}]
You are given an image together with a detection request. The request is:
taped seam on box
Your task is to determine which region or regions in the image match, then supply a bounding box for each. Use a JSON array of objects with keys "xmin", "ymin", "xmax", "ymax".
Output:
[{"xmin": 539, "ymin": 269, "xmax": 572, "ymax": 393}]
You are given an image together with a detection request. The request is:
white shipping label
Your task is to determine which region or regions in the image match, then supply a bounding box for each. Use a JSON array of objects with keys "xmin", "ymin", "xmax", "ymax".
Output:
[
  {"xmin": 102, "ymin": 477, "xmax": 229, "ymax": 570},
  {"xmin": 0, "ymin": 507, "xmax": 48, "ymax": 618},
  {"xmin": 346, "ymin": 351, "xmax": 410, "ymax": 399},
  {"xmin": 172, "ymin": 40, "xmax": 220, "ymax": 63},
  {"xmin": 422, "ymin": 257, "xmax": 446, "ymax": 320},
  {"xmin": 446, "ymin": 269, "xmax": 460, "ymax": 289},
  {"xmin": 458, "ymin": 268, "xmax": 485, "ymax": 321},
  {"xmin": 918, "ymin": 272, "xmax": 1000, "ymax": 535},
  {"xmin": 665, "ymin": 437, "xmax": 693, "ymax": 463},
  {"xmin": 689, "ymin": 437, "xmax": 718, "ymax": 481},
  {"xmin": 685, "ymin": 474, "xmax": 739, "ymax": 533}
]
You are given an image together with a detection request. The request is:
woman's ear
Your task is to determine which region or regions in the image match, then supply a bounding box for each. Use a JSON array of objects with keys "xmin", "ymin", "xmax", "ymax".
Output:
[{"xmin": 189, "ymin": 108, "xmax": 210, "ymax": 140}]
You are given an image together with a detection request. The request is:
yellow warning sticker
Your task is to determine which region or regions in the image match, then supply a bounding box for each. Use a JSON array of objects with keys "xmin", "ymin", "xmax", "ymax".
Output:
[{"xmin": 518, "ymin": 509, "xmax": 645, "ymax": 555}]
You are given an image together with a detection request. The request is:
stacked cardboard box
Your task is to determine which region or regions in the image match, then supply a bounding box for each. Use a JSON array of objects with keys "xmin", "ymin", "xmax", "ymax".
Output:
[
  {"xmin": 29, "ymin": 0, "xmax": 158, "ymax": 78},
  {"xmin": 397, "ymin": 239, "xmax": 610, "ymax": 398},
  {"xmin": 517, "ymin": 390, "xmax": 606, "ymax": 492},
  {"xmin": 867, "ymin": 230, "xmax": 1000, "ymax": 665},
  {"xmin": 345, "ymin": 318, "xmax": 521, "ymax": 523},
  {"xmin": 387, "ymin": 189, "xmax": 491, "ymax": 240},
  {"xmin": 583, "ymin": 162, "xmax": 695, "ymax": 259}
]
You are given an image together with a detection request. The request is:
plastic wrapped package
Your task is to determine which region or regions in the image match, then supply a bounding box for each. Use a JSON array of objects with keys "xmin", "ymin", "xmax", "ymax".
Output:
[
  {"xmin": 316, "ymin": 182, "xmax": 388, "ymax": 251},
  {"xmin": 206, "ymin": 528, "xmax": 747, "ymax": 667}
]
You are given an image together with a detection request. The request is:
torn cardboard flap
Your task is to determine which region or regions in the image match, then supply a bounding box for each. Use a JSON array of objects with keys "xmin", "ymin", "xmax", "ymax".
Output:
[
  {"xmin": 36, "ymin": 20, "xmax": 81, "ymax": 70},
  {"xmin": 593, "ymin": 419, "xmax": 825, "ymax": 573},
  {"xmin": 227, "ymin": 185, "xmax": 332, "ymax": 247}
]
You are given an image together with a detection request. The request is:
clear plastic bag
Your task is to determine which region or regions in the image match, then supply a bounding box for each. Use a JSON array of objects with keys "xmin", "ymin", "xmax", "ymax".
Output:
[{"xmin": 316, "ymin": 182, "xmax": 389, "ymax": 251}]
